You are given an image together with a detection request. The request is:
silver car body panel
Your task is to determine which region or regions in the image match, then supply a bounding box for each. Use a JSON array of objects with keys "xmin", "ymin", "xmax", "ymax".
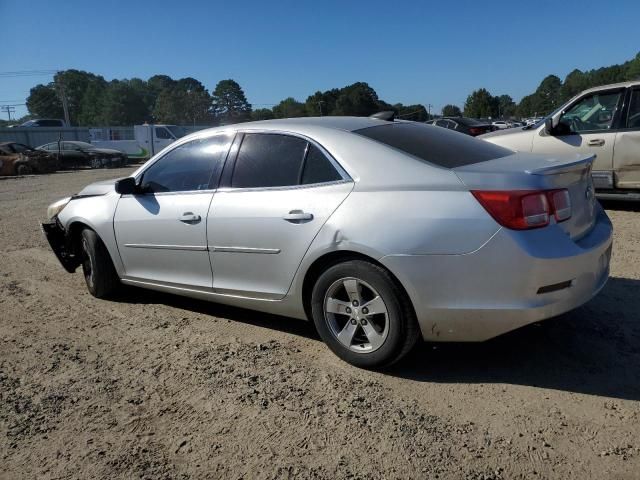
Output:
[{"xmin": 55, "ymin": 117, "xmax": 613, "ymax": 342}]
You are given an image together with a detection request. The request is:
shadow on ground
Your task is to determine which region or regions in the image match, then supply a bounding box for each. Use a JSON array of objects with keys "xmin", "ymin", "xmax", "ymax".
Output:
[
  {"xmin": 389, "ymin": 277, "xmax": 640, "ymax": 401},
  {"xmin": 114, "ymin": 276, "xmax": 640, "ymax": 401},
  {"xmin": 600, "ymin": 199, "xmax": 640, "ymax": 212}
]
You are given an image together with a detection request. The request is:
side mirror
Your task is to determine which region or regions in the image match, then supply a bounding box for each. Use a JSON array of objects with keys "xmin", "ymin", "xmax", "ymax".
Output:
[{"xmin": 115, "ymin": 177, "xmax": 137, "ymax": 195}]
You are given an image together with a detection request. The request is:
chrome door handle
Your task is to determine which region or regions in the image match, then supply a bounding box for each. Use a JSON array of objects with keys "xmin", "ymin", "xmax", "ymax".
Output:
[
  {"xmin": 588, "ymin": 139, "xmax": 605, "ymax": 146},
  {"xmin": 179, "ymin": 212, "xmax": 201, "ymax": 223},
  {"xmin": 283, "ymin": 210, "xmax": 314, "ymax": 223}
]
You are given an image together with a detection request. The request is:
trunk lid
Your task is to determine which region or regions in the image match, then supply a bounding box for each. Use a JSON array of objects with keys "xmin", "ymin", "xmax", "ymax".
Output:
[{"xmin": 454, "ymin": 152, "xmax": 597, "ymax": 239}]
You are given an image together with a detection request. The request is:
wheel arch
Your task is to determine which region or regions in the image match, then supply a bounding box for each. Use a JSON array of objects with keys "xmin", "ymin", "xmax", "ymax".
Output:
[
  {"xmin": 65, "ymin": 219, "xmax": 123, "ymax": 276},
  {"xmin": 300, "ymin": 250, "xmax": 417, "ymax": 323}
]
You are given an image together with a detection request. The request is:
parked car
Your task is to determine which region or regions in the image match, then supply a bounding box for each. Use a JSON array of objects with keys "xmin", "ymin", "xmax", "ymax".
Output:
[
  {"xmin": 482, "ymin": 81, "xmax": 640, "ymax": 199},
  {"xmin": 426, "ymin": 117, "xmax": 494, "ymax": 136},
  {"xmin": 19, "ymin": 118, "xmax": 68, "ymax": 127},
  {"xmin": 0, "ymin": 142, "xmax": 59, "ymax": 176},
  {"xmin": 37, "ymin": 141, "xmax": 127, "ymax": 169},
  {"xmin": 491, "ymin": 121, "xmax": 510, "ymax": 130},
  {"xmin": 42, "ymin": 117, "xmax": 612, "ymax": 368}
]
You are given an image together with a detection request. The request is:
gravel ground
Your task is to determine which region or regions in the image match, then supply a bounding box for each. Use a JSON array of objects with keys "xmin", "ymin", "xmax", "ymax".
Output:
[{"xmin": 1, "ymin": 169, "xmax": 639, "ymax": 480}]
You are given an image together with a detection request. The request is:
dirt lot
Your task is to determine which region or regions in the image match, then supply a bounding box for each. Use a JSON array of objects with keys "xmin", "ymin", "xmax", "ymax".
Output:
[{"xmin": 1, "ymin": 169, "xmax": 639, "ymax": 480}]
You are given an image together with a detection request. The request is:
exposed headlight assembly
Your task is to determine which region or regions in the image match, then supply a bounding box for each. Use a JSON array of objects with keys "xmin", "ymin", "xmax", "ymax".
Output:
[{"xmin": 47, "ymin": 197, "xmax": 71, "ymax": 219}]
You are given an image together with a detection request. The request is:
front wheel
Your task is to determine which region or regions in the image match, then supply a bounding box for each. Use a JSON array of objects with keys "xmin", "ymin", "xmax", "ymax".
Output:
[
  {"xmin": 80, "ymin": 229, "xmax": 120, "ymax": 298},
  {"xmin": 311, "ymin": 260, "xmax": 419, "ymax": 368}
]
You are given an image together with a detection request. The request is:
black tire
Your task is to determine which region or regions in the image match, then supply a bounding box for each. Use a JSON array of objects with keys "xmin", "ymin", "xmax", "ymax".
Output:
[
  {"xmin": 310, "ymin": 260, "xmax": 419, "ymax": 368},
  {"xmin": 16, "ymin": 163, "xmax": 32, "ymax": 176},
  {"xmin": 80, "ymin": 229, "xmax": 120, "ymax": 298}
]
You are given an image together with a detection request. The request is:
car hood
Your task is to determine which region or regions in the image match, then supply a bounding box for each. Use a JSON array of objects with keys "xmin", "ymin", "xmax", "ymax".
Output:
[
  {"xmin": 75, "ymin": 178, "xmax": 118, "ymax": 197},
  {"xmin": 480, "ymin": 126, "xmax": 529, "ymax": 139},
  {"xmin": 479, "ymin": 126, "xmax": 536, "ymax": 152}
]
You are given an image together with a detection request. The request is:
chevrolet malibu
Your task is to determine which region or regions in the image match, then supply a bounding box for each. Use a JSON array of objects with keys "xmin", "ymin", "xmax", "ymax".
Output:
[{"xmin": 42, "ymin": 117, "xmax": 613, "ymax": 368}]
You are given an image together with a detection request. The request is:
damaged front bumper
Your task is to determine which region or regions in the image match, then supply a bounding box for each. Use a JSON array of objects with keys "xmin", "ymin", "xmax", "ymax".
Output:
[{"xmin": 41, "ymin": 220, "xmax": 80, "ymax": 273}]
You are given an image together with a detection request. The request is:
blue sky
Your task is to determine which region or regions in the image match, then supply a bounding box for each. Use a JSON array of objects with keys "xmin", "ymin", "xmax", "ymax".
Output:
[{"xmin": 1, "ymin": 0, "xmax": 639, "ymax": 119}]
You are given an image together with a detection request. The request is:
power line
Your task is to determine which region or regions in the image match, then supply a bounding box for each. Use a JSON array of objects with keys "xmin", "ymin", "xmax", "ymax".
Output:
[{"xmin": 0, "ymin": 69, "xmax": 59, "ymax": 78}]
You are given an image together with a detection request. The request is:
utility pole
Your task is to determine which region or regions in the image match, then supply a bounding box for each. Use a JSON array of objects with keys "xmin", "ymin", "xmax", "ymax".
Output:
[
  {"xmin": 427, "ymin": 104, "xmax": 433, "ymax": 120},
  {"xmin": 56, "ymin": 78, "xmax": 71, "ymax": 126},
  {"xmin": 317, "ymin": 100, "xmax": 324, "ymax": 116},
  {"xmin": 1, "ymin": 105, "xmax": 15, "ymax": 121}
]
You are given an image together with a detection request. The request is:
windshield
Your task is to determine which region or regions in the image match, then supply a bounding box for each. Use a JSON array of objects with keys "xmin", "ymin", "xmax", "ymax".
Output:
[{"xmin": 167, "ymin": 126, "xmax": 187, "ymax": 138}]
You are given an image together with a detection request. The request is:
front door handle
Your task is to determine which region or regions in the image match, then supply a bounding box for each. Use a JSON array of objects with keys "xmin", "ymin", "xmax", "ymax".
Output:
[
  {"xmin": 283, "ymin": 210, "xmax": 314, "ymax": 223},
  {"xmin": 588, "ymin": 139, "xmax": 605, "ymax": 147},
  {"xmin": 179, "ymin": 212, "xmax": 201, "ymax": 223}
]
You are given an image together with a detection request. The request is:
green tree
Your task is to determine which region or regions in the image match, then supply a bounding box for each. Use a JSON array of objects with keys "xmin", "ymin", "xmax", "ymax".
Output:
[
  {"xmin": 101, "ymin": 80, "xmax": 150, "ymax": 126},
  {"xmin": 464, "ymin": 88, "xmax": 497, "ymax": 118},
  {"xmin": 305, "ymin": 89, "xmax": 340, "ymax": 116},
  {"xmin": 155, "ymin": 77, "xmax": 212, "ymax": 124},
  {"xmin": 77, "ymin": 78, "xmax": 107, "ymax": 126},
  {"xmin": 251, "ymin": 108, "xmax": 275, "ymax": 121},
  {"xmin": 53, "ymin": 70, "xmax": 107, "ymax": 125},
  {"xmin": 395, "ymin": 104, "xmax": 428, "ymax": 121},
  {"xmin": 26, "ymin": 84, "xmax": 63, "ymax": 119},
  {"xmin": 561, "ymin": 69, "xmax": 589, "ymax": 101},
  {"xmin": 441, "ymin": 104, "xmax": 462, "ymax": 117},
  {"xmin": 272, "ymin": 97, "xmax": 307, "ymax": 118},
  {"xmin": 534, "ymin": 75, "xmax": 563, "ymax": 115},
  {"xmin": 333, "ymin": 82, "xmax": 380, "ymax": 116},
  {"xmin": 497, "ymin": 95, "xmax": 516, "ymax": 118},
  {"xmin": 626, "ymin": 52, "xmax": 640, "ymax": 80},
  {"xmin": 211, "ymin": 79, "xmax": 252, "ymax": 124}
]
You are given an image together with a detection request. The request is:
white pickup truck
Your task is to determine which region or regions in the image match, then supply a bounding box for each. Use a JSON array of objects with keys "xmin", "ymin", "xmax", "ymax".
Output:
[{"xmin": 482, "ymin": 81, "xmax": 640, "ymax": 200}]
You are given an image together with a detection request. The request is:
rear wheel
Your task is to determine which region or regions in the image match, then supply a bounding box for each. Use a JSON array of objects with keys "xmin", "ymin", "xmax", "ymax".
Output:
[
  {"xmin": 90, "ymin": 158, "xmax": 102, "ymax": 169},
  {"xmin": 80, "ymin": 229, "xmax": 119, "ymax": 298},
  {"xmin": 311, "ymin": 260, "xmax": 419, "ymax": 368},
  {"xmin": 16, "ymin": 163, "xmax": 32, "ymax": 176}
]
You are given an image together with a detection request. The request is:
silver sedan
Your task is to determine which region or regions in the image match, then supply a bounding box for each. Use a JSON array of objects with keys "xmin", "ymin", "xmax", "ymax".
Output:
[{"xmin": 42, "ymin": 117, "xmax": 613, "ymax": 368}]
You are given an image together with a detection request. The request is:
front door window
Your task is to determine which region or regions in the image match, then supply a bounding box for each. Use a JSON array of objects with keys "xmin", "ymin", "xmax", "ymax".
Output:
[{"xmin": 559, "ymin": 91, "xmax": 622, "ymax": 133}]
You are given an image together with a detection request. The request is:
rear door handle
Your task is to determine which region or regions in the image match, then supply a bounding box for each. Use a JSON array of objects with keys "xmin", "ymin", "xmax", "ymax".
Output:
[
  {"xmin": 588, "ymin": 139, "xmax": 605, "ymax": 146},
  {"xmin": 179, "ymin": 212, "xmax": 201, "ymax": 223},
  {"xmin": 283, "ymin": 210, "xmax": 314, "ymax": 223}
]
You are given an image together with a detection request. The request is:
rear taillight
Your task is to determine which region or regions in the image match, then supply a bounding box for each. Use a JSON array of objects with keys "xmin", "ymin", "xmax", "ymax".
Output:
[
  {"xmin": 548, "ymin": 189, "xmax": 572, "ymax": 222},
  {"xmin": 468, "ymin": 127, "xmax": 483, "ymax": 136},
  {"xmin": 471, "ymin": 189, "xmax": 571, "ymax": 230}
]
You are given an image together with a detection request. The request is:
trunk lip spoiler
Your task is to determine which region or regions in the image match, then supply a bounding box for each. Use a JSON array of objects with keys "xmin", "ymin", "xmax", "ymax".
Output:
[{"xmin": 525, "ymin": 154, "xmax": 595, "ymax": 176}]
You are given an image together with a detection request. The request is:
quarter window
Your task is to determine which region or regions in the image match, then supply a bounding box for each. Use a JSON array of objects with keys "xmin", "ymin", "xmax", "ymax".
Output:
[
  {"xmin": 232, "ymin": 134, "xmax": 308, "ymax": 188},
  {"xmin": 301, "ymin": 145, "xmax": 342, "ymax": 184},
  {"xmin": 140, "ymin": 134, "xmax": 232, "ymax": 193}
]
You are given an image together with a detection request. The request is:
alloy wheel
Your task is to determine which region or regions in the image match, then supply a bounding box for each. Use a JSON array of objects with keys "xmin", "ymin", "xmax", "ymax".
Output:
[{"xmin": 324, "ymin": 277, "xmax": 389, "ymax": 353}]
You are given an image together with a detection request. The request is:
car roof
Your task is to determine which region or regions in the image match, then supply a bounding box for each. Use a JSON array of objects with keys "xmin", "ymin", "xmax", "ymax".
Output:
[
  {"xmin": 227, "ymin": 116, "xmax": 391, "ymax": 132},
  {"xmin": 582, "ymin": 80, "xmax": 640, "ymax": 94}
]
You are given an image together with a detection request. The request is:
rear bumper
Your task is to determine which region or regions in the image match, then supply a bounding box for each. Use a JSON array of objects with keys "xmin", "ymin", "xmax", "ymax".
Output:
[
  {"xmin": 382, "ymin": 208, "xmax": 613, "ymax": 342},
  {"xmin": 41, "ymin": 220, "xmax": 79, "ymax": 273}
]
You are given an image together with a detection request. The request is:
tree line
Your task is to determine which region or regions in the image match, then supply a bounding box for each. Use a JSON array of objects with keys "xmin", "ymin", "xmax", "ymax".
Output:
[
  {"xmin": 18, "ymin": 72, "xmax": 427, "ymax": 126},
  {"xmin": 459, "ymin": 52, "xmax": 640, "ymax": 119},
  {"xmin": 5, "ymin": 51, "xmax": 640, "ymax": 127}
]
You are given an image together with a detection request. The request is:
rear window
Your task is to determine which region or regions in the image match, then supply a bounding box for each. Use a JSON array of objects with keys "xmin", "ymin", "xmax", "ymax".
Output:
[{"xmin": 354, "ymin": 122, "xmax": 511, "ymax": 168}]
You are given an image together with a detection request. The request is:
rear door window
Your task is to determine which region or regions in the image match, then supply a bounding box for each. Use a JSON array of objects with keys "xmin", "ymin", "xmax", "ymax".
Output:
[
  {"xmin": 354, "ymin": 122, "xmax": 512, "ymax": 168},
  {"xmin": 231, "ymin": 134, "xmax": 308, "ymax": 188}
]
